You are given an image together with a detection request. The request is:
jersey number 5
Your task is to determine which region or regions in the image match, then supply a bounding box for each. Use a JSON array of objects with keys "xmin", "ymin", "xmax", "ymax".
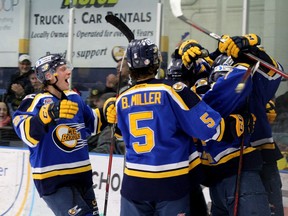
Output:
[
  {"xmin": 200, "ymin": 113, "xmax": 216, "ymax": 128},
  {"xmin": 129, "ymin": 111, "xmax": 155, "ymax": 153}
]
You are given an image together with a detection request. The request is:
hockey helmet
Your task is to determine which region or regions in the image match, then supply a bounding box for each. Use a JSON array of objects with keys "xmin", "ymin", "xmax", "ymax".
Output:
[
  {"xmin": 126, "ymin": 38, "xmax": 161, "ymax": 70},
  {"xmin": 209, "ymin": 54, "xmax": 234, "ymax": 83},
  {"xmin": 35, "ymin": 54, "xmax": 72, "ymax": 83},
  {"xmin": 166, "ymin": 48, "xmax": 193, "ymax": 82},
  {"xmin": 166, "ymin": 58, "xmax": 184, "ymax": 81}
]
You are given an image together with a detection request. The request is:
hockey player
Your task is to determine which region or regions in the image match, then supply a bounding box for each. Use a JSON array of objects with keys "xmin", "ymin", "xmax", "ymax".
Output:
[
  {"xmin": 168, "ymin": 46, "xmax": 267, "ymax": 216},
  {"xmin": 166, "ymin": 49, "xmax": 210, "ymax": 216},
  {"xmin": 262, "ymin": 99, "xmax": 284, "ymax": 216},
  {"xmin": 179, "ymin": 34, "xmax": 283, "ymax": 215},
  {"xmin": 166, "ymin": 46, "xmax": 211, "ymax": 97},
  {"xmin": 12, "ymin": 54, "xmax": 112, "ymax": 216},
  {"xmin": 166, "ymin": 42, "xmax": 211, "ymax": 88},
  {"xmin": 218, "ymin": 34, "xmax": 284, "ymax": 216},
  {"xmin": 200, "ymin": 53, "xmax": 271, "ymax": 216},
  {"xmin": 105, "ymin": 38, "xmax": 250, "ymax": 216}
]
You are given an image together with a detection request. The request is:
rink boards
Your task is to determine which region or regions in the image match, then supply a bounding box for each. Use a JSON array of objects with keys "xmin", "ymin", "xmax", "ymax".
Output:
[{"xmin": 0, "ymin": 147, "xmax": 287, "ymax": 216}]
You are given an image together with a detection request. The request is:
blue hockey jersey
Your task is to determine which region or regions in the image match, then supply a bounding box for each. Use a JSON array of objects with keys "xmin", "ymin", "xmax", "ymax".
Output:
[
  {"xmin": 249, "ymin": 62, "xmax": 282, "ymax": 162},
  {"xmin": 249, "ymin": 63, "xmax": 282, "ymax": 147},
  {"xmin": 12, "ymin": 90, "xmax": 104, "ymax": 196},
  {"xmin": 199, "ymin": 62, "xmax": 282, "ymax": 185},
  {"xmin": 115, "ymin": 78, "xmax": 227, "ymax": 201}
]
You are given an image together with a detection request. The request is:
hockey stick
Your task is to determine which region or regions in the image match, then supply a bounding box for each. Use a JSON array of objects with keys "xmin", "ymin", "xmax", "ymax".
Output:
[
  {"xmin": 102, "ymin": 57, "xmax": 125, "ymax": 216},
  {"xmin": 169, "ymin": 0, "xmax": 288, "ymax": 79},
  {"xmin": 111, "ymin": 46, "xmax": 126, "ymax": 62},
  {"xmin": 233, "ymin": 63, "xmax": 260, "ymax": 215},
  {"xmin": 105, "ymin": 14, "xmax": 135, "ymax": 42},
  {"xmin": 103, "ymin": 15, "xmax": 134, "ymax": 216},
  {"xmin": 233, "ymin": 131, "xmax": 245, "ymax": 216},
  {"xmin": 105, "ymin": 14, "xmax": 134, "ymax": 96}
]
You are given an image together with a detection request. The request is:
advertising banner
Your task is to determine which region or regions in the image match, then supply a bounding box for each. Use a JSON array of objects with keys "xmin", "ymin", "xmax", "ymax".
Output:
[
  {"xmin": 29, "ymin": 0, "xmax": 159, "ymax": 67},
  {"xmin": 0, "ymin": 0, "xmax": 159, "ymax": 68},
  {"xmin": 0, "ymin": 0, "xmax": 22, "ymax": 67}
]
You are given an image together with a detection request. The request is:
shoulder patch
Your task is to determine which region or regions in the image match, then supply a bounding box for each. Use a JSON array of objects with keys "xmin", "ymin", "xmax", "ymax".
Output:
[
  {"xmin": 173, "ymin": 82, "xmax": 186, "ymax": 92},
  {"xmin": 44, "ymin": 98, "xmax": 54, "ymax": 104},
  {"xmin": 23, "ymin": 93, "xmax": 36, "ymax": 100},
  {"xmin": 64, "ymin": 90, "xmax": 79, "ymax": 96}
]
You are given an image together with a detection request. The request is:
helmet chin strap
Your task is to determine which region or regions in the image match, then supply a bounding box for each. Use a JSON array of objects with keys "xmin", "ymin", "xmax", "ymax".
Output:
[{"xmin": 48, "ymin": 76, "xmax": 67, "ymax": 99}]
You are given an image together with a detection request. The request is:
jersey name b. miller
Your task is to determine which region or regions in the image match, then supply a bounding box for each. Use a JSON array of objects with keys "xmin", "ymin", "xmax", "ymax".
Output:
[{"xmin": 116, "ymin": 78, "xmax": 225, "ymax": 201}]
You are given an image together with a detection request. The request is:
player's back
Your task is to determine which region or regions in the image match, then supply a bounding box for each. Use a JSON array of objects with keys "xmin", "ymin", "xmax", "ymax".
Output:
[
  {"xmin": 115, "ymin": 78, "xmax": 217, "ymax": 201},
  {"xmin": 116, "ymin": 78, "xmax": 196, "ymax": 166}
]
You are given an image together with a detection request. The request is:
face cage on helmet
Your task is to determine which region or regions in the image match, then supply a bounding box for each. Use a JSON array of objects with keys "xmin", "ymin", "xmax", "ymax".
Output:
[
  {"xmin": 209, "ymin": 71, "xmax": 229, "ymax": 83},
  {"xmin": 209, "ymin": 65, "xmax": 233, "ymax": 83},
  {"xmin": 54, "ymin": 61, "xmax": 73, "ymax": 72},
  {"xmin": 36, "ymin": 60, "xmax": 73, "ymax": 84}
]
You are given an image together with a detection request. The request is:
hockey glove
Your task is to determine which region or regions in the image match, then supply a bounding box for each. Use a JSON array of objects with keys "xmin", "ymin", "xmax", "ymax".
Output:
[
  {"xmin": 221, "ymin": 114, "xmax": 245, "ymax": 142},
  {"xmin": 218, "ymin": 34, "xmax": 261, "ymax": 58},
  {"xmin": 38, "ymin": 99, "xmax": 78, "ymax": 124},
  {"xmin": 103, "ymin": 97, "xmax": 117, "ymax": 124},
  {"xmin": 178, "ymin": 39, "xmax": 209, "ymax": 69},
  {"xmin": 218, "ymin": 34, "xmax": 231, "ymax": 53},
  {"xmin": 58, "ymin": 100, "xmax": 79, "ymax": 119},
  {"xmin": 221, "ymin": 113, "xmax": 256, "ymax": 142},
  {"xmin": 242, "ymin": 113, "xmax": 256, "ymax": 134},
  {"xmin": 266, "ymin": 100, "xmax": 277, "ymax": 124}
]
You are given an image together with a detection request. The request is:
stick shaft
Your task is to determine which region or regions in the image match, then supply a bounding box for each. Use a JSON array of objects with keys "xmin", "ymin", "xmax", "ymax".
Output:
[
  {"xmin": 172, "ymin": 5, "xmax": 288, "ymax": 78},
  {"xmin": 178, "ymin": 15, "xmax": 224, "ymax": 42},
  {"xmin": 233, "ymin": 137, "xmax": 244, "ymax": 216},
  {"xmin": 103, "ymin": 125, "xmax": 116, "ymax": 216},
  {"xmin": 104, "ymin": 16, "xmax": 130, "ymax": 216},
  {"xmin": 182, "ymin": 15, "xmax": 288, "ymax": 78},
  {"xmin": 103, "ymin": 51, "xmax": 126, "ymax": 216}
]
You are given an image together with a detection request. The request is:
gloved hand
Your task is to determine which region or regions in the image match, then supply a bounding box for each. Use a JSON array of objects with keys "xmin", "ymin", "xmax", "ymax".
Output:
[
  {"xmin": 266, "ymin": 100, "xmax": 277, "ymax": 124},
  {"xmin": 245, "ymin": 113, "xmax": 256, "ymax": 134},
  {"xmin": 178, "ymin": 39, "xmax": 209, "ymax": 69},
  {"xmin": 218, "ymin": 34, "xmax": 230, "ymax": 53},
  {"xmin": 218, "ymin": 33, "xmax": 261, "ymax": 58},
  {"xmin": 38, "ymin": 99, "xmax": 79, "ymax": 124},
  {"xmin": 225, "ymin": 114, "xmax": 245, "ymax": 138},
  {"xmin": 221, "ymin": 113, "xmax": 256, "ymax": 142},
  {"xmin": 103, "ymin": 97, "xmax": 117, "ymax": 124}
]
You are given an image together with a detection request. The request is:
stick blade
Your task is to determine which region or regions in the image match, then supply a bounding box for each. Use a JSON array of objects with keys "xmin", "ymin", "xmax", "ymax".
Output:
[
  {"xmin": 105, "ymin": 15, "xmax": 135, "ymax": 42},
  {"xmin": 169, "ymin": 0, "xmax": 183, "ymax": 17}
]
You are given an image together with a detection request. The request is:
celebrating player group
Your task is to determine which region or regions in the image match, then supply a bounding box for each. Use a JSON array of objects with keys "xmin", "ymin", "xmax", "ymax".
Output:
[{"xmin": 12, "ymin": 13, "xmax": 285, "ymax": 216}]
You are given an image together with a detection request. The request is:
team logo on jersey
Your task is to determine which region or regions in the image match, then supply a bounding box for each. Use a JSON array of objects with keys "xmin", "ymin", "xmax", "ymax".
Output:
[
  {"xmin": 173, "ymin": 82, "xmax": 186, "ymax": 92},
  {"xmin": 52, "ymin": 123, "xmax": 86, "ymax": 152},
  {"xmin": 23, "ymin": 94, "xmax": 36, "ymax": 100},
  {"xmin": 43, "ymin": 98, "xmax": 53, "ymax": 104}
]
